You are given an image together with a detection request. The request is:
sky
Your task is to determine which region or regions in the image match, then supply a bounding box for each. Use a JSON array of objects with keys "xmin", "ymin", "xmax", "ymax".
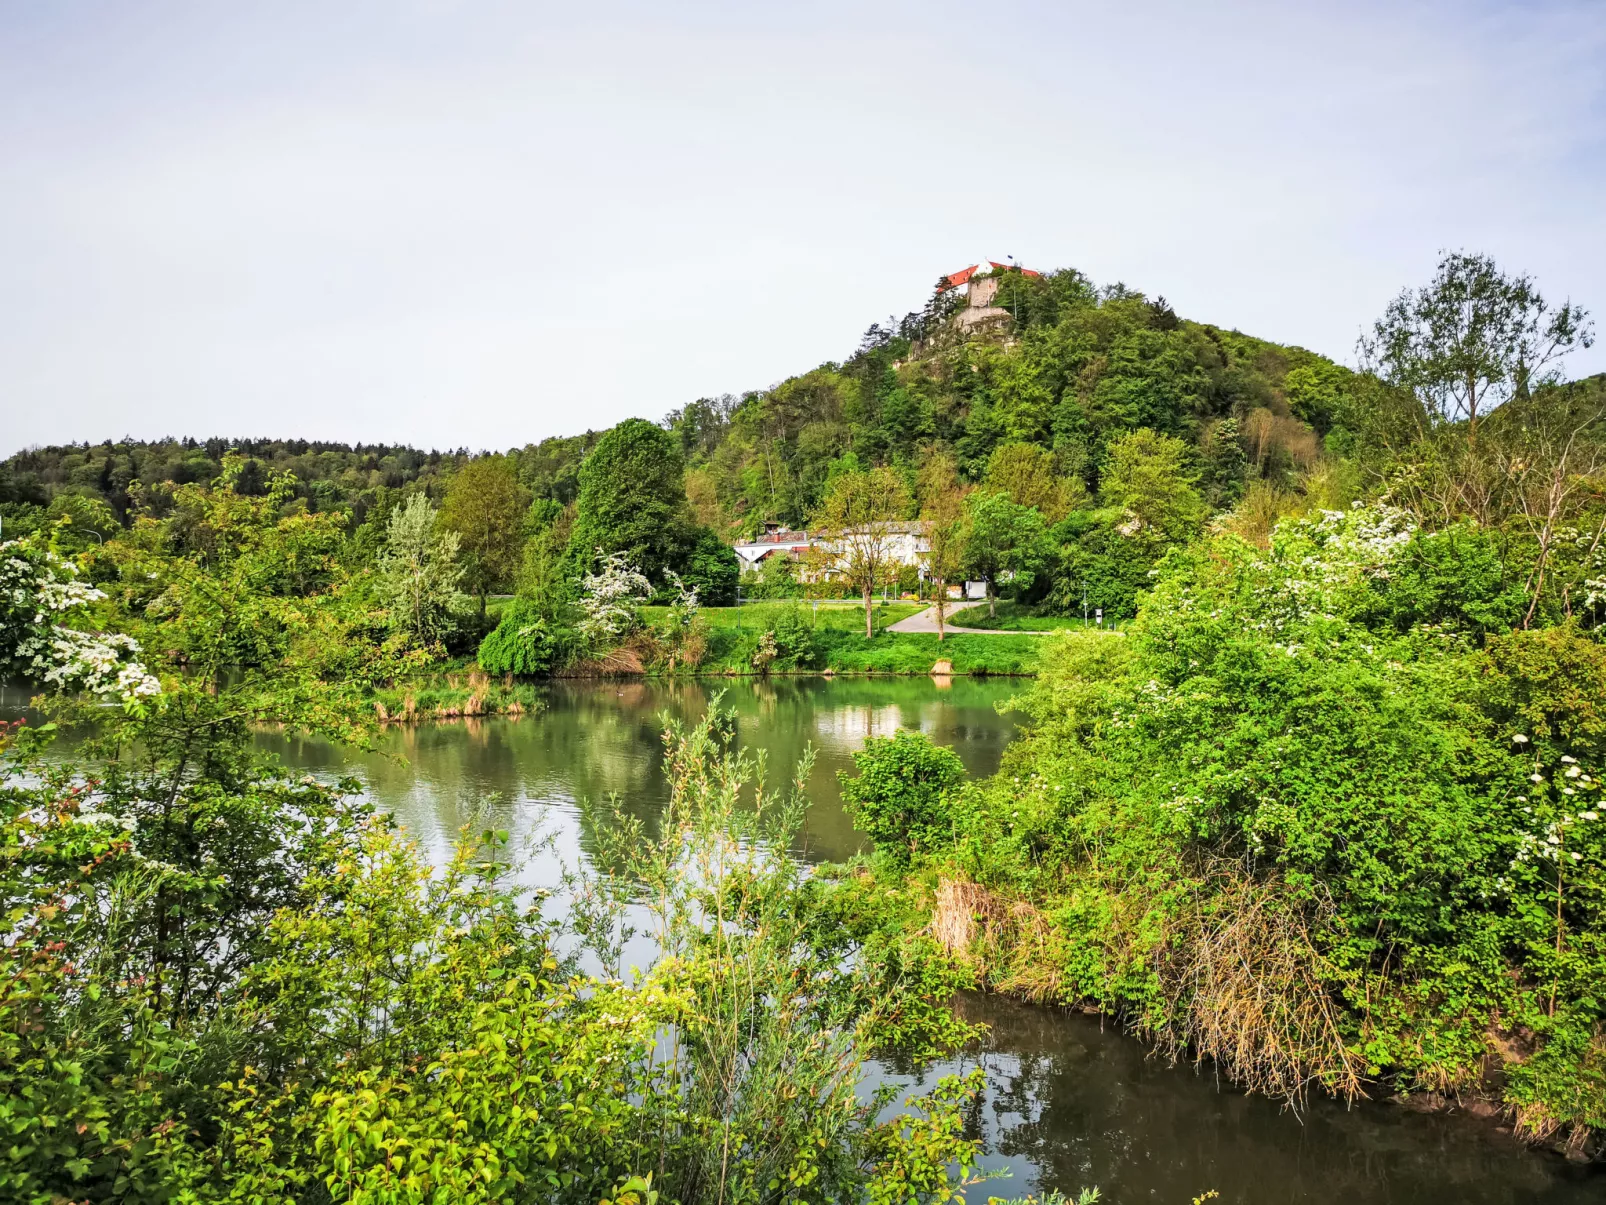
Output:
[{"xmin": 2, "ymin": 0, "xmax": 1603, "ymax": 456}]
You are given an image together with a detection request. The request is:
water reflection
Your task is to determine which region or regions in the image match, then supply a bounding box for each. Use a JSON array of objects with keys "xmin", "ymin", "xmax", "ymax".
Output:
[
  {"xmin": 876, "ymin": 994, "xmax": 1601, "ymax": 1204},
  {"xmin": 257, "ymin": 676, "xmax": 1024, "ymax": 872}
]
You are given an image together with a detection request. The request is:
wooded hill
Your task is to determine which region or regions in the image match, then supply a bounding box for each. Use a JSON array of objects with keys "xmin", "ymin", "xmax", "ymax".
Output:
[{"xmin": 2, "ymin": 267, "xmax": 1353, "ymax": 529}]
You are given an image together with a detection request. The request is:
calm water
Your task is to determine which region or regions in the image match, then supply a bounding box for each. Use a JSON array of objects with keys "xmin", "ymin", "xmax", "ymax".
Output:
[{"xmin": 15, "ymin": 676, "xmax": 1604, "ymax": 1201}]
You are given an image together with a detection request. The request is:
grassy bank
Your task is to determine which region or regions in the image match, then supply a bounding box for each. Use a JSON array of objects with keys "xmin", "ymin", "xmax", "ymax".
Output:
[
  {"xmin": 633, "ymin": 601, "xmax": 1045, "ymax": 676},
  {"xmin": 948, "ymin": 600, "xmax": 1106, "ymax": 632},
  {"xmin": 642, "ymin": 599, "xmax": 924, "ymax": 636}
]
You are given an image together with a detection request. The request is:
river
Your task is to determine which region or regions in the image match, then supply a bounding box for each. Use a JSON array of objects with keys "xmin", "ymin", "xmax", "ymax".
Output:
[
  {"xmin": 6, "ymin": 674, "xmax": 1597, "ymax": 1200},
  {"xmin": 254, "ymin": 677, "xmax": 1599, "ymax": 1204}
]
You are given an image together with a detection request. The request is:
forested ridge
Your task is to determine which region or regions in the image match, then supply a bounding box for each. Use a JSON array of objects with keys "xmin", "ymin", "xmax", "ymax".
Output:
[
  {"xmin": 3, "ymin": 266, "xmax": 1367, "ymax": 540},
  {"xmin": 5, "ymin": 252, "xmax": 1606, "ymax": 1200}
]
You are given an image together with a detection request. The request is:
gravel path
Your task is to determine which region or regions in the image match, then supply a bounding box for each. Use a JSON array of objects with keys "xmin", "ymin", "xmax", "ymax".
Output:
[{"xmin": 886, "ymin": 605, "xmax": 1052, "ymax": 635}]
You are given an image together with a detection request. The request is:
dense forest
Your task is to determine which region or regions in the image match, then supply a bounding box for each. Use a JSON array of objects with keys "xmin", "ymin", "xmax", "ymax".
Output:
[{"xmin": 4, "ymin": 251, "xmax": 1606, "ymax": 1199}]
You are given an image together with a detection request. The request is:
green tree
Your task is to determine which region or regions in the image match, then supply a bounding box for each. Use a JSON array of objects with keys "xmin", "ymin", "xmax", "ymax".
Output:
[
  {"xmin": 441, "ymin": 455, "xmax": 530, "ymax": 618},
  {"xmin": 810, "ymin": 466, "xmax": 912, "ymax": 638},
  {"xmin": 380, "ymin": 493, "xmax": 468, "ymax": 650},
  {"xmin": 982, "ymin": 442, "xmax": 1084, "ymax": 522},
  {"xmin": 960, "ymin": 491, "xmax": 1047, "ymax": 618},
  {"xmin": 918, "ymin": 454, "xmax": 968, "ymax": 641},
  {"xmin": 1098, "ymin": 427, "xmax": 1207, "ymax": 546},
  {"xmin": 1360, "ymin": 250, "xmax": 1594, "ymax": 444},
  {"xmin": 680, "ymin": 527, "xmax": 739, "ymax": 606},
  {"xmin": 516, "ymin": 498, "xmax": 575, "ymax": 618},
  {"xmin": 567, "ymin": 419, "xmax": 696, "ymax": 585}
]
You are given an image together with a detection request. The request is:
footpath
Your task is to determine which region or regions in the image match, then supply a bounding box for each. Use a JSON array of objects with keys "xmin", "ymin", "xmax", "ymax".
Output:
[{"xmin": 886, "ymin": 606, "xmax": 1054, "ymax": 635}]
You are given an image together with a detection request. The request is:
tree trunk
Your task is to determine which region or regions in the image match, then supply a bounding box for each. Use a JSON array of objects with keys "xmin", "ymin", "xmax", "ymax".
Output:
[
  {"xmin": 863, "ymin": 583, "xmax": 874, "ymax": 639},
  {"xmin": 935, "ymin": 578, "xmax": 946, "ymax": 642},
  {"xmin": 988, "ymin": 579, "xmax": 996, "ymax": 618}
]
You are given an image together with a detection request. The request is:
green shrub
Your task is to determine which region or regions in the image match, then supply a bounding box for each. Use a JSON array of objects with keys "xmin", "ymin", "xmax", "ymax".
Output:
[
  {"xmin": 770, "ymin": 605, "xmax": 817, "ymax": 669},
  {"xmin": 477, "ymin": 599, "xmax": 559, "ymax": 675},
  {"xmin": 838, "ymin": 731, "xmax": 968, "ymax": 866},
  {"xmin": 939, "ymin": 505, "xmax": 1606, "ymax": 1138}
]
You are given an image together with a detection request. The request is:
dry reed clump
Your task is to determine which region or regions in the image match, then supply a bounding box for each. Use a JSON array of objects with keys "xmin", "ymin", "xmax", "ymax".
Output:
[
  {"xmin": 930, "ymin": 878, "xmax": 1059, "ymax": 1002},
  {"xmin": 931, "ymin": 866, "xmax": 1367, "ymax": 1108},
  {"xmin": 1156, "ymin": 868, "xmax": 1366, "ymax": 1105}
]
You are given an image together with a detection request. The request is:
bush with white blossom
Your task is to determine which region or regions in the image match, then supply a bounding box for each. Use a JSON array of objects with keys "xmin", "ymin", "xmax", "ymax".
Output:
[
  {"xmin": 1, "ymin": 536, "xmax": 160, "ymax": 707},
  {"xmin": 576, "ymin": 549, "xmax": 651, "ymax": 648}
]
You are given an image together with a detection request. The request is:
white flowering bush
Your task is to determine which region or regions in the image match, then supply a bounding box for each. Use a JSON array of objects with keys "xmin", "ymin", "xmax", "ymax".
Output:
[
  {"xmin": 576, "ymin": 549, "xmax": 650, "ymax": 647},
  {"xmin": 0, "ymin": 536, "xmax": 160, "ymax": 707}
]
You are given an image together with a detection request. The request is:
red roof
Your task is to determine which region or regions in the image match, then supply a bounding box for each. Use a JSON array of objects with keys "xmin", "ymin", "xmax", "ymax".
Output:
[
  {"xmin": 945, "ymin": 264, "xmax": 979, "ymax": 288},
  {"xmin": 941, "ymin": 262, "xmax": 1039, "ymax": 290}
]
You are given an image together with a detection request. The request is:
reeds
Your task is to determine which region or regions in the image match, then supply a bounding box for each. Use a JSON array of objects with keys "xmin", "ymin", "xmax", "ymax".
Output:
[{"xmin": 929, "ymin": 865, "xmax": 1366, "ymax": 1106}]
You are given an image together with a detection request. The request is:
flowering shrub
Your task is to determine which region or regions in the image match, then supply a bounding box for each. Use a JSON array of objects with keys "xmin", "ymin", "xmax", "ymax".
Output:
[
  {"xmin": 0, "ymin": 536, "xmax": 160, "ymax": 707},
  {"xmin": 576, "ymin": 549, "xmax": 650, "ymax": 647}
]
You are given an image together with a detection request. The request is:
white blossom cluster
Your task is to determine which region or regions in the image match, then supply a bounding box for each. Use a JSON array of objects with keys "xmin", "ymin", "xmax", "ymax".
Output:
[
  {"xmin": 1253, "ymin": 503, "xmax": 1418, "ymax": 635},
  {"xmin": 577, "ymin": 549, "xmax": 651, "ymax": 646},
  {"xmin": 664, "ymin": 570, "xmax": 700, "ymax": 627},
  {"xmin": 1505, "ymin": 748, "xmax": 1602, "ymax": 883},
  {"xmin": 1, "ymin": 539, "xmax": 161, "ymax": 705}
]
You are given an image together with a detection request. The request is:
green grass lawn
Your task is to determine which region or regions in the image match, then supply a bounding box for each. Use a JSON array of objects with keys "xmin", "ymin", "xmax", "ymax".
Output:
[
  {"xmin": 948, "ymin": 600, "xmax": 1110, "ymax": 632},
  {"xmin": 813, "ymin": 630, "xmax": 1042, "ymax": 675},
  {"xmin": 653, "ymin": 601, "xmax": 1045, "ymax": 676},
  {"xmin": 643, "ymin": 600, "xmax": 925, "ymax": 635}
]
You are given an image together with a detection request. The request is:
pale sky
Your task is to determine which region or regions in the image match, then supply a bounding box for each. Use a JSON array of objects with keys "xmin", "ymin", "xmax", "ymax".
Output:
[{"xmin": 2, "ymin": 0, "xmax": 1602, "ymax": 456}]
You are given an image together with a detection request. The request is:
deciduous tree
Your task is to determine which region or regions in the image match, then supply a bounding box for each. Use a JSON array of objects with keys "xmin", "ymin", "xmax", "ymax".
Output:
[
  {"xmin": 442, "ymin": 455, "xmax": 531, "ymax": 618},
  {"xmin": 960, "ymin": 490, "xmax": 1047, "ymax": 617},
  {"xmin": 982, "ymin": 441, "xmax": 1083, "ymax": 521},
  {"xmin": 811, "ymin": 466, "xmax": 911, "ymax": 638},
  {"xmin": 1360, "ymin": 251, "xmax": 1594, "ymax": 445},
  {"xmin": 1099, "ymin": 428, "xmax": 1207, "ymax": 546},
  {"xmin": 380, "ymin": 493, "xmax": 467, "ymax": 649},
  {"xmin": 567, "ymin": 419, "xmax": 695, "ymax": 585},
  {"xmin": 918, "ymin": 453, "xmax": 968, "ymax": 641}
]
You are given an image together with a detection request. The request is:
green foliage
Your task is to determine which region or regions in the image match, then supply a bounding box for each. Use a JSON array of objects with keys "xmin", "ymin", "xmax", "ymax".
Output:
[
  {"xmin": 839, "ymin": 731, "xmax": 969, "ymax": 867},
  {"xmin": 0, "ymin": 436, "xmax": 460, "ymax": 523},
  {"xmin": 750, "ymin": 605, "xmax": 819, "ymax": 673},
  {"xmin": 1, "ymin": 674, "xmax": 989, "ymax": 1204},
  {"xmin": 961, "ymin": 491, "xmax": 1049, "ymax": 611},
  {"xmin": 1098, "ymin": 427, "xmax": 1207, "ymax": 546},
  {"xmin": 811, "ymin": 466, "xmax": 914, "ymax": 636},
  {"xmin": 477, "ymin": 597, "xmax": 561, "ymax": 675},
  {"xmin": 895, "ymin": 505, "xmax": 1606, "ymax": 1144},
  {"xmin": 567, "ymin": 418, "xmax": 698, "ymax": 586},
  {"xmin": 1047, "ymin": 507, "xmax": 1159, "ymax": 620},
  {"xmin": 380, "ymin": 492, "xmax": 470, "ymax": 651},
  {"xmin": 442, "ymin": 454, "xmax": 531, "ymax": 609},
  {"xmin": 680, "ymin": 525, "xmax": 739, "ymax": 606},
  {"xmin": 741, "ymin": 551, "xmax": 800, "ymax": 599}
]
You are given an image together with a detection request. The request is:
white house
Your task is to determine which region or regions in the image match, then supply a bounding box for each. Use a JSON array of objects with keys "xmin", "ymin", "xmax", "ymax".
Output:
[
  {"xmin": 732, "ymin": 523, "xmax": 821, "ymax": 572},
  {"xmin": 733, "ymin": 520, "xmax": 932, "ymax": 580}
]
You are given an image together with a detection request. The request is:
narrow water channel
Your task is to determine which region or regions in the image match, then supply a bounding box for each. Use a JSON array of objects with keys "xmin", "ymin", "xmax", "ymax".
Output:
[{"xmin": 117, "ymin": 679, "xmax": 1606, "ymax": 1200}]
